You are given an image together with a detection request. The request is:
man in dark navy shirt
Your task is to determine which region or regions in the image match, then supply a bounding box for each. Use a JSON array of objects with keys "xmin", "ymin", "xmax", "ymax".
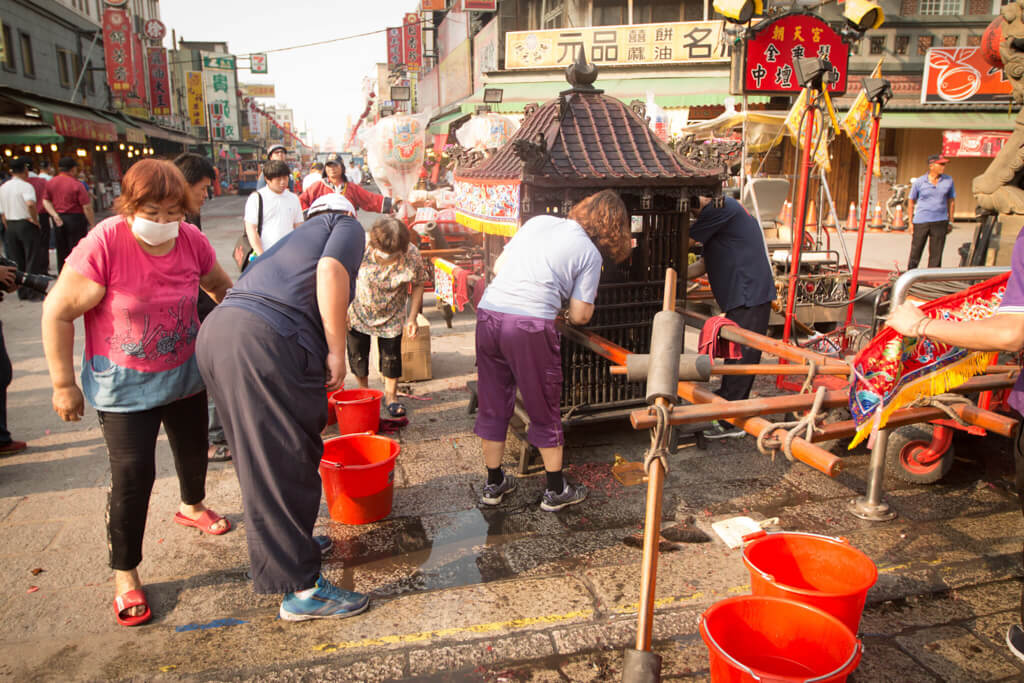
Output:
[{"xmin": 687, "ymin": 196, "xmax": 776, "ymax": 438}]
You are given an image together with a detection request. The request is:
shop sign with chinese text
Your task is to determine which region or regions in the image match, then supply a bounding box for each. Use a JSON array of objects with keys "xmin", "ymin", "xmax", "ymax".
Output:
[
  {"xmin": 942, "ymin": 129, "xmax": 1011, "ymax": 157},
  {"xmin": 102, "ymin": 8, "xmax": 132, "ymax": 93},
  {"xmin": 53, "ymin": 114, "xmax": 117, "ymax": 142},
  {"xmin": 203, "ymin": 52, "xmax": 240, "ymax": 141},
  {"xmin": 742, "ymin": 13, "xmax": 849, "ymax": 95},
  {"xmin": 387, "ymin": 26, "xmax": 404, "ymax": 69},
  {"xmin": 463, "ymin": 0, "xmax": 497, "ymax": 9},
  {"xmin": 240, "ymin": 83, "xmax": 276, "ymax": 98},
  {"xmin": 921, "ymin": 48, "xmax": 1011, "ymax": 103},
  {"xmin": 505, "ymin": 21, "xmax": 727, "ymax": 69},
  {"xmin": 404, "ymin": 13, "xmax": 422, "ymax": 71},
  {"xmin": 186, "ymin": 71, "xmax": 205, "ymax": 126},
  {"xmin": 147, "ymin": 47, "xmax": 171, "ymax": 116},
  {"xmin": 250, "ymin": 53, "xmax": 268, "ymax": 74}
]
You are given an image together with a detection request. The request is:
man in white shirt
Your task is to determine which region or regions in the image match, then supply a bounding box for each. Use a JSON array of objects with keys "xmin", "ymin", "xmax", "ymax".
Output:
[
  {"xmin": 302, "ymin": 162, "xmax": 324, "ymax": 191},
  {"xmin": 244, "ymin": 160, "xmax": 304, "ymax": 260},
  {"xmin": 346, "ymin": 161, "xmax": 362, "ymax": 186},
  {"xmin": 0, "ymin": 158, "xmax": 42, "ymax": 300}
]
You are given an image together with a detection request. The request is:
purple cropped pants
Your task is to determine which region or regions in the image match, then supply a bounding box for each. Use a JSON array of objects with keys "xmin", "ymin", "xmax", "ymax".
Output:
[{"xmin": 474, "ymin": 308, "xmax": 564, "ymax": 449}]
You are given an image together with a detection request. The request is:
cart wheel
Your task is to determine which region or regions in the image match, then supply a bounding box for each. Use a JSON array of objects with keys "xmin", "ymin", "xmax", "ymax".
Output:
[{"xmin": 885, "ymin": 425, "xmax": 955, "ymax": 484}]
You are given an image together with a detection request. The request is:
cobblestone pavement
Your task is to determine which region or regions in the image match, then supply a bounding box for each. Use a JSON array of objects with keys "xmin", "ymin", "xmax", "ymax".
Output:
[{"xmin": 0, "ymin": 196, "xmax": 1019, "ymax": 681}]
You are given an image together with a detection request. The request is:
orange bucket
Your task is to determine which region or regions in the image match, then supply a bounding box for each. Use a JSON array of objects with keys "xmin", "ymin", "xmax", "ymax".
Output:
[
  {"xmin": 701, "ymin": 595, "xmax": 862, "ymax": 682},
  {"xmin": 742, "ymin": 531, "xmax": 877, "ymax": 634},
  {"xmin": 320, "ymin": 434, "xmax": 399, "ymax": 524},
  {"xmin": 331, "ymin": 388, "xmax": 383, "ymax": 435}
]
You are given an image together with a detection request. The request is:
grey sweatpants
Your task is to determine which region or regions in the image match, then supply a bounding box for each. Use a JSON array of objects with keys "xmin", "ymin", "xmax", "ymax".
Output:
[{"xmin": 197, "ymin": 305, "xmax": 328, "ymax": 594}]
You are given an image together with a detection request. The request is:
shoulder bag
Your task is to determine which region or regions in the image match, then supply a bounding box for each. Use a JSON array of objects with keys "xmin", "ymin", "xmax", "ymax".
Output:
[{"xmin": 232, "ymin": 192, "xmax": 263, "ymax": 272}]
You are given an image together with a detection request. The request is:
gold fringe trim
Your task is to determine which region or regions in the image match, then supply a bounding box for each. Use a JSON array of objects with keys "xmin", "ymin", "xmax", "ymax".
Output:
[
  {"xmin": 455, "ymin": 210, "xmax": 517, "ymax": 237},
  {"xmin": 848, "ymin": 351, "xmax": 996, "ymax": 449}
]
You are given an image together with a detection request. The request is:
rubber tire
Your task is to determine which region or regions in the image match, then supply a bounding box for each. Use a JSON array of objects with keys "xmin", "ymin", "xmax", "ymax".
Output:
[{"xmin": 884, "ymin": 425, "xmax": 955, "ymax": 485}]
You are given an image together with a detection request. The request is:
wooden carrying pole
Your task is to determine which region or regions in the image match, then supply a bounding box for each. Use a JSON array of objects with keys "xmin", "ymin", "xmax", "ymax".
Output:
[{"xmin": 635, "ymin": 269, "xmax": 677, "ymax": 654}]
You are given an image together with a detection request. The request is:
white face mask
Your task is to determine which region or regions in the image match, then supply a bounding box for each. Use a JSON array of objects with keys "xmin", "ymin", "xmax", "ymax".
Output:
[
  {"xmin": 131, "ymin": 216, "xmax": 180, "ymax": 246},
  {"xmin": 374, "ymin": 248, "xmax": 397, "ymax": 262}
]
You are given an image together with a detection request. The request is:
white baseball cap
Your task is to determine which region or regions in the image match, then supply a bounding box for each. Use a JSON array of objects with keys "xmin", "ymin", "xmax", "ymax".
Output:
[
  {"xmin": 266, "ymin": 143, "xmax": 287, "ymax": 157},
  {"xmin": 307, "ymin": 194, "xmax": 356, "ymax": 217}
]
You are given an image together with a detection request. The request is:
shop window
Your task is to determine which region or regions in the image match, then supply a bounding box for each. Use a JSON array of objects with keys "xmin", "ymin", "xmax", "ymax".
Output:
[
  {"xmin": 870, "ymin": 36, "xmax": 886, "ymax": 54},
  {"xmin": 593, "ymin": 0, "xmax": 626, "ymax": 26},
  {"xmin": 917, "ymin": 34, "xmax": 934, "ymax": 54},
  {"xmin": 541, "ymin": 0, "xmax": 564, "ymax": 29},
  {"xmin": 633, "ymin": 0, "xmax": 682, "ymax": 22},
  {"xmin": 57, "ymin": 48, "xmax": 72, "ymax": 87},
  {"xmin": 1, "ymin": 24, "xmax": 15, "ymax": 71},
  {"xmin": 683, "ymin": 0, "xmax": 704, "ymax": 21},
  {"xmin": 967, "ymin": 34, "xmax": 982, "ymax": 46},
  {"xmin": 895, "ymin": 34, "xmax": 910, "ymax": 54},
  {"xmin": 967, "ymin": 0, "xmax": 989, "ymax": 12},
  {"xmin": 19, "ymin": 32, "xmax": 34, "ymax": 77},
  {"xmin": 900, "ymin": 0, "xmax": 917, "ymax": 14},
  {"xmin": 919, "ymin": 0, "xmax": 962, "ymax": 14},
  {"xmin": 942, "ymin": 34, "xmax": 959, "ymax": 46}
]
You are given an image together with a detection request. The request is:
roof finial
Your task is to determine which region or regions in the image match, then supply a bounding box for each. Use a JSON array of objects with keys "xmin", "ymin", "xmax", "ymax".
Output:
[{"xmin": 565, "ymin": 46, "xmax": 598, "ymax": 90}]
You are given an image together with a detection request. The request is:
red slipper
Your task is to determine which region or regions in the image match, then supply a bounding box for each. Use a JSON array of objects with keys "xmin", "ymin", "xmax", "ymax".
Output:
[
  {"xmin": 114, "ymin": 589, "xmax": 152, "ymax": 627},
  {"xmin": 173, "ymin": 509, "xmax": 232, "ymax": 535}
]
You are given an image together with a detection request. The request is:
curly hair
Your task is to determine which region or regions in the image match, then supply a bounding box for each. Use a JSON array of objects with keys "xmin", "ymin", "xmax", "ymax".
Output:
[
  {"xmin": 369, "ymin": 216, "xmax": 410, "ymax": 255},
  {"xmin": 114, "ymin": 159, "xmax": 198, "ymax": 217},
  {"xmin": 568, "ymin": 189, "xmax": 631, "ymax": 263}
]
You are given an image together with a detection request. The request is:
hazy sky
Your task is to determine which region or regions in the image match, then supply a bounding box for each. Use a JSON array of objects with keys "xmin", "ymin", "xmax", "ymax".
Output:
[{"xmin": 159, "ymin": 0, "xmax": 416, "ymax": 145}]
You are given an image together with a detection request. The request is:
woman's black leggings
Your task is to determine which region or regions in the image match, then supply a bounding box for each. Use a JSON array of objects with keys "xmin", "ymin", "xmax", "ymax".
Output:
[{"xmin": 97, "ymin": 391, "xmax": 209, "ymax": 571}]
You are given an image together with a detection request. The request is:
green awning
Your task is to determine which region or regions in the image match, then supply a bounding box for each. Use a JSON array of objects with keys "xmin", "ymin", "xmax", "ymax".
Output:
[
  {"xmin": 95, "ymin": 112, "xmax": 147, "ymax": 143},
  {"xmin": 5, "ymin": 93, "xmax": 117, "ymax": 141},
  {"xmin": 877, "ymin": 111, "xmax": 1016, "ymax": 130},
  {"xmin": 428, "ymin": 110, "xmax": 468, "ymax": 135},
  {"xmin": 0, "ymin": 125, "xmax": 63, "ymax": 145},
  {"xmin": 463, "ymin": 77, "xmax": 769, "ymax": 113}
]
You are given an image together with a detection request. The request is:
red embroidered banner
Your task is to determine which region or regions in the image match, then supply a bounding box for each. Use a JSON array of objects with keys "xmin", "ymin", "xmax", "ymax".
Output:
[
  {"xmin": 102, "ymin": 8, "xmax": 132, "ymax": 93},
  {"xmin": 404, "ymin": 13, "xmax": 422, "ymax": 72},
  {"xmin": 387, "ymin": 27, "xmax": 404, "ymax": 69},
  {"xmin": 147, "ymin": 47, "xmax": 171, "ymax": 116}
]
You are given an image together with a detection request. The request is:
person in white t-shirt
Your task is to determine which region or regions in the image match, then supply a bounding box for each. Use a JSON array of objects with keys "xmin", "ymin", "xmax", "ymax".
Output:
[
  {"xmin": 0, "ymin": 158, "xmax": 42, "ymax": 301},
  {"xmin": 346, "ymin": 161, "xmax": 362, "ymax": 186},
  {"xmin": 244, "ymin": 160, "xmax": 303, "ymax": 258},
  {"xmin": 301, "ymin": 162, "xmax": 323, "ymax": 191}
]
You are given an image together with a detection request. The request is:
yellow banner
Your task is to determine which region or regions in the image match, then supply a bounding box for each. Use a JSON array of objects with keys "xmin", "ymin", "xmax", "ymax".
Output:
[
  {"xmin": 784, "ymin": 88, "xmax": 830, "ymax": 173},
  {"xmin": 841, "ymin": 59, "xmax": 884, "ymax": 177},
  {"xmin": 240, "ymin": 83, "xmax": 276, "ymax": 98},
  {"xmin": 505, "ymin": 21, "xmax": 727, "ymax": 69},
  {"xmin": 187, "ymin": 71, "xmax": 205, "ymax": 127}
]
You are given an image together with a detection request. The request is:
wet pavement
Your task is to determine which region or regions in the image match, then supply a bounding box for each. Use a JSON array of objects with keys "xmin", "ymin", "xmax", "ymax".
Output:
[{"xmin": 0, "ymin": 196, "xmax": 1021, "ymax": 681}]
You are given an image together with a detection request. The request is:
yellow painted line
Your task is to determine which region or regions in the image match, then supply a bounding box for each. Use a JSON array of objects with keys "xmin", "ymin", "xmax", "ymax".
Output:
[
  {"xmin": 313, "ymin": 609, "xmax": 594, "ymax": 652},
  {"xmin": 611, "ymin": 583, "xmax": 752, "ymax": 615}
]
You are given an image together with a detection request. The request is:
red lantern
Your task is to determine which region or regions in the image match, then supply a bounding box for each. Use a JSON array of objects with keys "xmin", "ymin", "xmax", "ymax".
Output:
[{"xmin": 981, "ymin": 16, "xmax": 1005, "ymax": 70}]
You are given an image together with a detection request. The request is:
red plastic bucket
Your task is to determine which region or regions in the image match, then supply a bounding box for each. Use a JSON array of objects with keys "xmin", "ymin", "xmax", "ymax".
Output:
[
  {"xmin": 325, "ymin": 389, "xmax": 339, "ymax": 426},
  {"xmin": 331, "ymin": 388, "xmax": 383, "ymax": 435},
  {"xmin": 700, "ymin": 595, "xmax": 862, "ymax": 682},
  {"xmin": 742, "ymin": 531, "xmax": 878, "ymax": 634},
  {"xmin": 319, "ymin": 434, "xmax": 399, "ymax": 524}
]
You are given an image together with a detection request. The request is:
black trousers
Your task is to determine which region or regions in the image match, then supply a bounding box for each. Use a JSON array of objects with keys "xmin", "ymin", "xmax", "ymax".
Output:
[
  {"xmin": 907, "ymin": 220, "xmax": 948, "ymax": 270},
  {"xmin": 347, "ymin": 328, "xmax": 403, "ymax": 379},
  {"xmin": 0, "ymin": 322, "xmax": 11, "ymax": 444},
  {"xmin": 55, "ymin": 212, "xmax": 88, "ymax": 273},
  {"xmin": 30, "ymin": 213, "xmax": 50, "ymax": 276},
  {"xmin": 3, "ymin": 219, "xmax": 40, "ymax": 300},
  {"xmin": 97, "ymin": 391, "xmax": 209, "ymax": 571},
  {"xmin": 717, "ymin": 302, "xmax": 772, "ymax": 402},
  {"xmin": 197, "ymin": 306, "xmax": 326, "ymax": 594}
]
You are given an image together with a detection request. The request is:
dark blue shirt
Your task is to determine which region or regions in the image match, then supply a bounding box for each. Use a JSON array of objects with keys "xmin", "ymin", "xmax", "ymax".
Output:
[
  {"xmin": 220, "ymin": 212, "xmax": 365, "ymax": 360},
  {"xmin": 689, "ymin": 197, "xmax": 776, "ymax": 312}
]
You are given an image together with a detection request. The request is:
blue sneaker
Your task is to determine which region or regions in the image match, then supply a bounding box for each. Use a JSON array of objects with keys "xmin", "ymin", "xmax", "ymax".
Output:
[
  {"xmin": 315, "ymin": 535, "xmax": 333, "ymax": 557},
  {"xmin": 540, "ymin": 482, "xmax": 588, "ymax": 512},
  {"xmin": 279, "ymin": 575, "xmax": 369, "ymax": 622},
  {"xmin": 481, "ymin": 473, "xmax": 517, "ymax": 505}
]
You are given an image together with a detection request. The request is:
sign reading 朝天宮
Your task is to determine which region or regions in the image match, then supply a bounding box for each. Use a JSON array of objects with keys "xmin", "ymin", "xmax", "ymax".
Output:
[
  {"xmin": 742, "ymin": 13, "xmax": 849, "ymax": 96},
  {"xmin": 505, "ymin": 21, "xmax": 728, "ymax": 69}
]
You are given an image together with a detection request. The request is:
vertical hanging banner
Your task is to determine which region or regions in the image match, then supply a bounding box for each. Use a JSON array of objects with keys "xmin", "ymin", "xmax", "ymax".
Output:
[
  {"xmin": 250, "ymin": 53, "xmax": 268, "ymax": 74},
  {"xmin": 404, "ymin": 12, "xmax": 422, "ymax": 72},
  {"xmin": 146, "ymin": 47, "xmax": 171, "ymax": 116},
  {"xmin": 186, "ymin": 71, "xmax": 205, "ymax": 126},
  {"xmin": 387, "ymin": 27, "xmax": 404, "ymax": 69},
  {"xmin": 102, "ymin": 8, "xmax": 132, "ymax": 93},
  {"xmin": 121, "ymin": 33, "xmax": 150, "ymax": 117},
  {"xmin": 202, "ymin": 52, "xmax": 240, "ymax": 140}
]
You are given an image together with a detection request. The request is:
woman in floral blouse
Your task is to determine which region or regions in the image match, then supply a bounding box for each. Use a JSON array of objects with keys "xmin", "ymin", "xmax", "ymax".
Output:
[{"xmin": 348, "ymin": 217, "xmax": 429, "ymax": 417}]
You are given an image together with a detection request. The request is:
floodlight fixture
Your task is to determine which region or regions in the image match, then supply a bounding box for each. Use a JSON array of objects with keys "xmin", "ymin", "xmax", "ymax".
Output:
[
  {"xmin": 390, "ymin": 86, "xmax": 411, "ymax": 101},
  {"xmin": 483, "ymin": 88, "xmax": 504, "ymax": 103},
  {"xmin": 844, "ymin": 0, "xmax": 885, "ymax": 32},
  {"xmin": 861, "ymin": 77, "xmax": 893, "ymax": 107},
  {"xmin": 793, "ymin": 57, "xmax": 830, "ymax": 89},
  {"xmin": 712, "ymin": 0, "xmax": 763, "ymax": 24}
]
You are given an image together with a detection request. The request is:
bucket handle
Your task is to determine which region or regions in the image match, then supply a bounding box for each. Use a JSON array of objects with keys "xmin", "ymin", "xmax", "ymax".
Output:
[
  {"xmin": 320, "ymin": 432, "xmax": 378, "ymax": 470},
  {"xmin": 700, "ymin": 616, "xmax": 863, "ymax": 683}
]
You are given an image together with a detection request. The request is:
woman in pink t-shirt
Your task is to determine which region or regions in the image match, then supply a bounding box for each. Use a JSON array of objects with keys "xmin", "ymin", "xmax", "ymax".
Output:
[{"xmin": 41, "ymin": 160, "xmax": 234, "ymax": 627}]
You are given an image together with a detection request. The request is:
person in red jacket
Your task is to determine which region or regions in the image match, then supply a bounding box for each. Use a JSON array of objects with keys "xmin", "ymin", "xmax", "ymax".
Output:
[{"xmin": 298, "ymin": 155, "xmax": 393, "ymax": 214}]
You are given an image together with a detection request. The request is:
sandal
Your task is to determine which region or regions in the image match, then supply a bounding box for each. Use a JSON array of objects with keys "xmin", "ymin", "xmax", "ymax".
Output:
[
  {"xmin": 208, "ymin": 444, "xmax": 231, "ymax": 462},
  {"xmin": 114, "ymin": 589, "xmax": 152, "ymax": 627},
  {"xmin": 386, "ymin": 402, "xmax": 406, "ymax": 418},
  {"xmin": 173, "ymin": 509, "xmax": 232, "ymax": 535}
]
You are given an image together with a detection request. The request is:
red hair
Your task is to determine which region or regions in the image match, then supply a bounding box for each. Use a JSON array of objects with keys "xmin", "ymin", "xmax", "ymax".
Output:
[
  {"xmin": 568, "ymin": 190, "xmax": 631, "ymax": 263},
  {"xmin": 114, "ymin": 159, "xmax": 198, "ymax": 217}
]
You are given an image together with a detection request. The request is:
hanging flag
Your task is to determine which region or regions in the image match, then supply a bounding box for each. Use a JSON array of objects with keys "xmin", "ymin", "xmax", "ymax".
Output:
[
  {"xmin": 186, "ymin": 71, "xmax": 205, "ymax": 126},
  {"xmin": 386, "ymin": 27, "xmax": 404, "ymax": 69},
  {"xmin": 841, "ymin": 58, "xmax": 884, "ymax": 177},
  {"xmin": 784, "ymin": 88, "xmax": 830, "ymax": 172},
  {"xmin": 147, "ymin": 47, "xmax": 171, "ymax": 116},
  {"xmin": 404, "ymin": 12, "xmax": 422, "ymax": 72},
  {"xmin": 102, "ymin": 8, "xmax": 132, "ymax": 93}
]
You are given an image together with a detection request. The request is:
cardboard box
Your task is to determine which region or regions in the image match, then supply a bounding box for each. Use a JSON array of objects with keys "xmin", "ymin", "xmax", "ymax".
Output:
[{"xmin": 399, "ymin": 313, "xmax": 432, "ymax": 382}]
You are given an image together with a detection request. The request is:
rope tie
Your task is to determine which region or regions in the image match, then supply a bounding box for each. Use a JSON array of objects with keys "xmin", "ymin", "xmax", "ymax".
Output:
[
  {"xmin": 644, "ymin": 403, "xmax": 672, "ymax": 475},
  {"xmin": 906, "ymin": 393, "xmax": 972, "ymax": 427},
  {"xmin": 756, "ymin": 386, "xmax": 828, "ymax": 462}
]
